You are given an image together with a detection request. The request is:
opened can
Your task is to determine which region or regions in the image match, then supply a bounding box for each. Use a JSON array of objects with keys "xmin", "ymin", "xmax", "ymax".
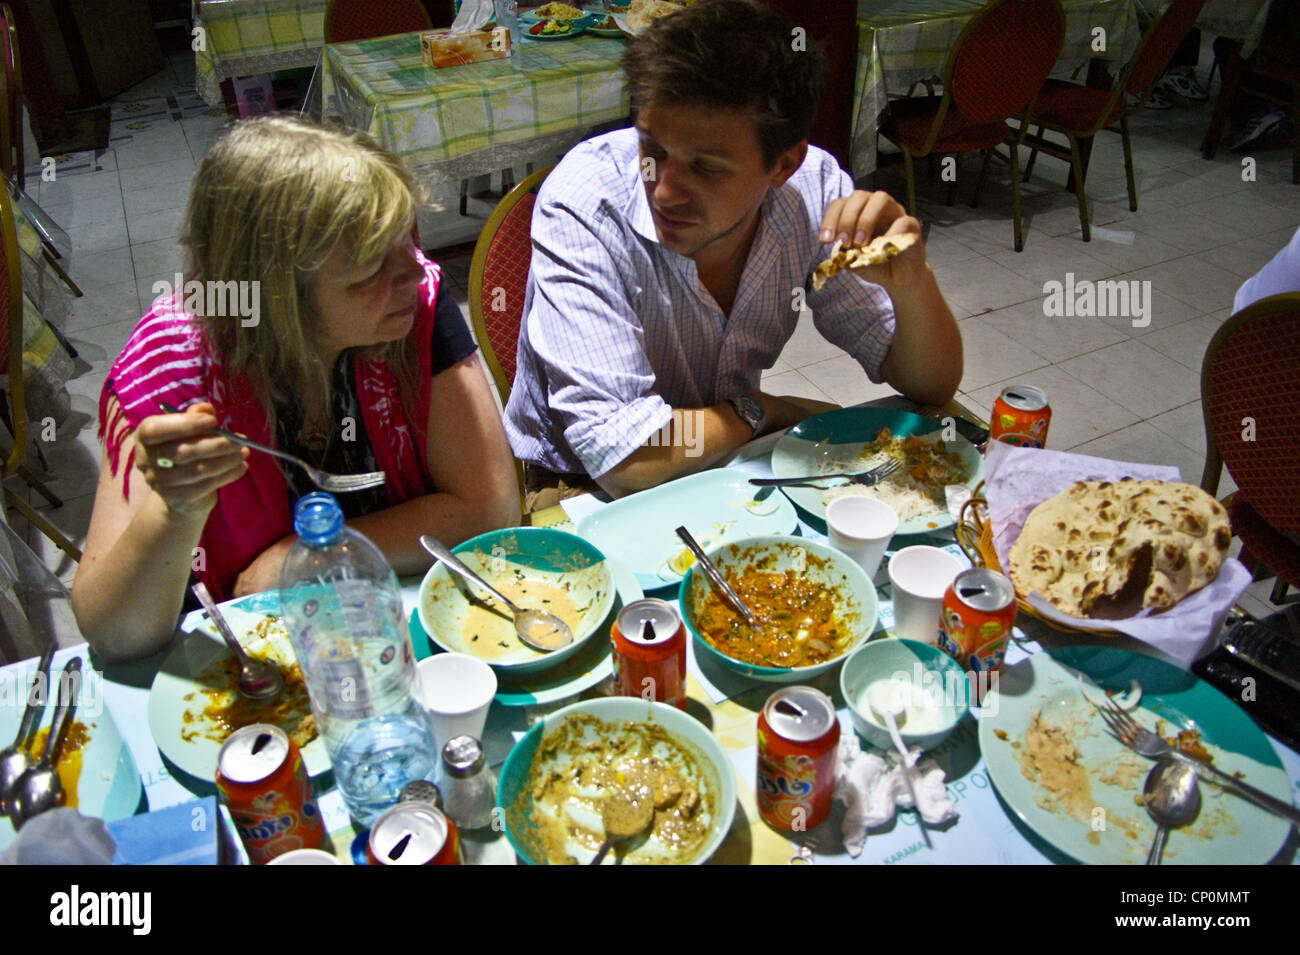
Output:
[
  {"xmin": 938, "ymin": 568, "xmax": 1017, "ymax": 681},
  {"xmin": 991, "ymin": 385, "xmax": 1051, "ymax": 448},
  {"xmin": 216, "ymin": 723, "xmax": 326, "ymax": 864},
  {"xmin": 611, "ymin": 598, "xmax": 687, "ymax": 709},
  {"xmin": 756, "ymin": 686, "xmax": 839, "ymax": 831},
  {"xmin": 366, "ymin": 801, "xmax": 461, "ymax": 865}
]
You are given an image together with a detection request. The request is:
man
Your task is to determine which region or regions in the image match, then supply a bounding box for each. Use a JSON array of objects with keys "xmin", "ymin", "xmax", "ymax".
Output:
[{"xmin": 504, "ymin": 0, "xmax": 962, "ymax": 501}]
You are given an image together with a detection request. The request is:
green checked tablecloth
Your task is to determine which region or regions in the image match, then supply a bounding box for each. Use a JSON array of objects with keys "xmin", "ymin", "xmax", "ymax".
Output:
[
  {"xmin": 1193, "ymin": 0, "xmax": 1270, "ymax": 55},
  {"xmin": 193, "ymin": 0, "xmax": 328, "ymax": 106},
  {"xmin": 851, "ymin": 0, "xmax": 1142, "ymax": 178},
  {"xmin": 320, "ymin": 32, "xmax": 631, "ymax": 186}
]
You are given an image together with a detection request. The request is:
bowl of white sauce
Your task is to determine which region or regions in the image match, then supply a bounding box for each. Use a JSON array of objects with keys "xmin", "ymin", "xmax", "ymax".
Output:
[{"xmin": 840, "ymin": 637, "xmax": 970, "ymax": 751}]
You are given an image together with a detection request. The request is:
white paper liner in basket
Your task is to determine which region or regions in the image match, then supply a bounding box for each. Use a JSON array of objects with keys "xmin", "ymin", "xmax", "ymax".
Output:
[{"xmin": 982, "ymin": 441, "xmax": 1251, "ymax": 668}]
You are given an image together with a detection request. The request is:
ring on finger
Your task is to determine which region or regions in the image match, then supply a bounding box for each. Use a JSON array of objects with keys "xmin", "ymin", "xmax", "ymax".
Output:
[{"xmin": 156, "ymin": 456, "xmax": 175, "ymax": 469}]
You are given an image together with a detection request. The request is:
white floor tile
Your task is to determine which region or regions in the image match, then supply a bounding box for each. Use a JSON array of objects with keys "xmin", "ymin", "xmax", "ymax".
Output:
[
  {"xmin": 759, "ymin": 369, "xmax": 835, "ymax": 405},
  {"xmin": 794, "ymin": 353, "xmax": 900, "ymax": 407},
  {"xmin": 66, "ymin": 278, "xmax": 142, "ymax": 332},
  {"xmin": 1139, "ymin": 311, "xmax": 1229, "ymax": 371},
  {"xmin": 1056, "ymin": 340, "xmax": 1201, "ymax": 417},
  {"xmin": 974, "ymin": 297, "xmax": 1131, "ymax": 363},
  {"xmin": 130, "ymin": 236, "xmax": 186, "ymax": 286},
  {"xmin": 126, "ymin": 205, "xmax": 187, "ymax": 246},
  {"xmin": 1146, "ymin": 400, "xmax": 1209, "ymax": 456},
  {"xmin": 955, "ymin": 316, "xmax": 1052, "ymax": 391},
  {"xmin": 777, "ymin": 312, "xmax": 850, "ymax": 369},
  {"xmin": 1070, "ymin": 421, "xmax": 1207, "ymax": 483}
]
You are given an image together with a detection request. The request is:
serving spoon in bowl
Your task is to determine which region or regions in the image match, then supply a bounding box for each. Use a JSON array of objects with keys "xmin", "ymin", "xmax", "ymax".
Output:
[
  {"xmin": 191, "ymin": 583, "xmax": 284, "ymax": 701},
  {"xmin": 420, "ymin": 535, "xmax": 574, "ymax": 653},
  {"xmin": 10, "ymin": 658, "xmax": 81, "ymax": 830},
  {"xmin": 591, "ymin": 783, "xmax": 654, "ymax": 865},
  {"xmin": 0, "ymin": 642, "xmax": 56, "ymax": 817},
  {"xmin": 674, "ymin": 526, "xmax": 759, "ymax": 628}
]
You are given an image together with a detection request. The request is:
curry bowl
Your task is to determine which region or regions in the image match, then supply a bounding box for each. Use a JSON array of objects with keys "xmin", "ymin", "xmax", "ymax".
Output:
[
  {"xmin": 679, "ymin": 535, "xmax": 878, "ymax": 683},
  {"xmin": 417, "ymin": 527, "xmax": 616, "ymax": 677},
  {"xmin": 840, "ymin": 637, "xmax": 970, "ymax": 752},
  {"xmin": 497, "ymin": 697, "xmax": 737, "ymax": 864}
]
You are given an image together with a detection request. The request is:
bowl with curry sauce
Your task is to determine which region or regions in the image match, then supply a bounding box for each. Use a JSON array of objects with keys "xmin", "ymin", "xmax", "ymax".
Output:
[
  {"xmin": 679, "ymin": 535, "xmax": 878, "ymax": 683},
  {"xmin": 418, "ymin": 527, "xmax": 616, "ymax": 677}
]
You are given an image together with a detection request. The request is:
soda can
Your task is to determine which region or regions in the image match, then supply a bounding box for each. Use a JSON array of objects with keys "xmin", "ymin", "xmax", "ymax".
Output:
[
  {"xmin": 990, "ymin": 385, "xmax": 1051, "ymax": 448},
  {"xmin": 611, "ymin": 598, "xmax": 687, "ymax": 709},
  {"xmin": 756, "ymin": 687, "xmax": 840, "ymax": 831},
  {"xmin": 938, "ymin": 568, "xmax": 1017, "ymax": 682},
  {"xmin": 366, "ymin": 801, "xmax": 461, "ymax": 865},
  {"xmin": 216, "ymin": 724, "xmax": 326, "ymax": 865}
]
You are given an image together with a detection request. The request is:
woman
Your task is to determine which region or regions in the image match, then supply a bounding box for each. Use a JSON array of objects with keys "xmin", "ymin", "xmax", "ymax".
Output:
[{"xmin": 71, "ymin": 116, "xmax": 520, "ymax": 661}]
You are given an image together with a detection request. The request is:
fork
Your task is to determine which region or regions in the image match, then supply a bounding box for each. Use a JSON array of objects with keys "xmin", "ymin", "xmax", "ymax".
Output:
[
  {"xmin": 157, "ymin": 401, "xmax": 387, "ymax": 494},
  {"xmin": 749, "ymin": 458, "xmax": 902, "ymax": 489},
  {"xmin": 1097, "ymin": 697, "xmax": 1300, "ymax": 826}
]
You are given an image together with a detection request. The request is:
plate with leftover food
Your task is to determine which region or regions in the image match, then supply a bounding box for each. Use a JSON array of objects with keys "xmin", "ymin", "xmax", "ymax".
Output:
[
  {"xmin": 519, "ymin": 2, "xmax": 588, "ymax": 20},
  {"xmin": 523, "ymin": 17, "xmax": 587, "ymax": 38},
  {"xmin": 497, "ymin": 697, "xmax": 736, "ymax": 864},
  {"xmin": 979, "ymin": 646, "xmax": 1293, "ymax": 864},
  {"xmin": 586, "ymin": 14, "xmax": 627, "ymax": 35},
  {"xmin": 575, "ymin": 467, "xmax": 799, "ymax": 591},
  {"xmin": 149, "ymin": 601, "xmax": 327, "ymax": 781},
  {"xmin": 0, "ymin": 654, "xmax": 142, "ymax": 850},
  {"xmin": 770, "ymin": 407, "xmax": 983, "ymax": 534}
]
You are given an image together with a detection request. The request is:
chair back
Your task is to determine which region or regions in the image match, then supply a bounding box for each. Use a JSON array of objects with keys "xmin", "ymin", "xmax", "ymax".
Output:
[
  {"xmin": 0, "ymin": 185, "xmax": 25, "ymax": 475},
  {"xmin": 948, "ymin": 0, "xmax": 1064, "ymax": 123},
  {"xmin": 0, "ymin": 3, "xmax": 16, "ymax": 189},
  {"xmin": 1200, "ymin": 292, "xmax": 1300, "ymax": 531},
  {"xmin": 1123, "ymin": 0, "xmax": 1206, "ymax": 101},
  {"xmin": 468, "ymin": 166, "xmax": 550, "ymax": 405},
  {"xmin": 325, "ymin": 0, "xmax": 433, "ymax": 43}
]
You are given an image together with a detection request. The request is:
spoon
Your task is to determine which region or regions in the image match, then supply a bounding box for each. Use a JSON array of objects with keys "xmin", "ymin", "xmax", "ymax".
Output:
[
  {"xmin": 866, "ymin": 680, "xmax": 932, "ymax": 849},
  {"xmin": 10, "ymin": 658, "xmax": 81, "ymax": 830},
  {"xmin": 0, "ymin": 642, "xmax": 56, "ymax": 816},
  {"xmin": 674, "ymin": 526, "xmax": 759, "ymax": 628},
  {"xmin": 1143, "ymin": 757, "xmax": 1201, "ymax": 865},
  {"xmin": 590, "ymin": 783, "xmax": 654, "ymax": 865},
  {"xmin": 191, "ymin": 583, "xmax": 284, "ymax": 700},
  {"xmin": 419, "ymin": 535, "xmax": 573, "ymax": 652}
]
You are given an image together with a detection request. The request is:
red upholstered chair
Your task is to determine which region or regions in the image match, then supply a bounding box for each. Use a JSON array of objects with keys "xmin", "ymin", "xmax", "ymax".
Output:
[
  {"xmin": 1200, "ymin": 293, "xmax": 1300, "ymax": 604},
  {"xmin": 1022, "ymin": 0, "xmax": 1206, "ymax": 242},
  {"xmin": 467, "ymin": 166, "xmax": 549, "ymax": 406},
  {"xmin": 0, "ymin": 3, "xmax": 23, "ymax": 190},
  {"xmin": 878, "ymin": 0, "xmax": 1063, "ymax": 252},
  {"xmin": 324, "ymin": 0, "xmax": 433, "ymax": 44}
]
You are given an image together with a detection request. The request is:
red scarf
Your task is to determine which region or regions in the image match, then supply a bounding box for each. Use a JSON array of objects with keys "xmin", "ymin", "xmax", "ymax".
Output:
[{"xmin": 99, "ymin": 255, "xmax": 442, "ymax": 601}]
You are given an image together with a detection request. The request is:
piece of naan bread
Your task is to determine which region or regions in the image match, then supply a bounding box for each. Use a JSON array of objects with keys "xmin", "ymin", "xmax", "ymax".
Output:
[
  {"xmin": 1007, "ymin": 479, "xmax": 1232, "ymax": 619},
  {"xmin": 811, "ymin": 232, "xmax": 919, "ymax": 291}
]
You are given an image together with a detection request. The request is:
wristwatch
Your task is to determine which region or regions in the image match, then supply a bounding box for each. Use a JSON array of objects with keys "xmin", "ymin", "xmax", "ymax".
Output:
[{"xmin": 728, "ymin": 395, "xmax": 766, "ymax": 436}]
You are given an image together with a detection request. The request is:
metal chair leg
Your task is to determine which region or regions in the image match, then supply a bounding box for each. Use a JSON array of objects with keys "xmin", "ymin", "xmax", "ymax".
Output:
[
  {"xmin": 972, "ymin": 148, "xmax": 993, "ymax": 208},
  {"xmin": 902, "ymin": 148, "xmax": 917, "ymax": 216},
  {"xmin": 1066, "ymin": 133, "xmax": 1091, "ymax": 242},
  {"xmin": 1009, "ymin": 141, "xmax": 1025, "ymax": 252},
  {"xmin": 945, "ymin": 155, "xmax": 957, "ymax": 206},
  {"xmin": 41, "ymin": 249, "xmax": 83, "ymax": 297},
  {"xmin": 3, "ymin": 487, "xmax": 81, "ymax": 562},
  {"xmin": 1270, "ymin": 577, "xmax": 1290, "ymax": 604},
  {"xmin": 459, "ymin": 179, "xmax": 469, "ymax": 216},
  {"xmin": 1023, "ymin": 125, "xmax": 1043, "ymax": 182},
  {"xmin": 1120, "ymin": 115, "xmax": 1138, "ymax": 212},
  {"xmin": 16, "ymin": 463, "xmax": 63, "ymax": 508}
]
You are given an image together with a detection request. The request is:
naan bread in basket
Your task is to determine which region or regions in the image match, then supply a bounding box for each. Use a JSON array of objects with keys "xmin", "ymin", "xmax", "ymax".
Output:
[{"xmin": 1008, "ymin": 479, "xmax": 1232, "ymax": 620}]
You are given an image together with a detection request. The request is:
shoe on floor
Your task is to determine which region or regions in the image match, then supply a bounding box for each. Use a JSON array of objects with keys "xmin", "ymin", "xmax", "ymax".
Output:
[
  {"xmin": 1228, "ymin": 109, "xmax": 1287, "ymax": 151},
  {"xmin": 1157, "ymin": 66, "xmax": 1209, "ymax": 101},
  {"xmin": 1141, "ymin": 89, "xmax": 1175, "ymax": 110}
]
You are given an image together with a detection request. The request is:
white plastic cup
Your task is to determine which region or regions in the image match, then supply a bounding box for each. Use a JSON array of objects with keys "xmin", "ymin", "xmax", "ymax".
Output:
[
  {"xmin": 415, "ymin": 653, "xmax": 498, "ymax": 755},
  {"xmin": 268, "ymin": 848, "xmax": 341, "ymax": 865},
  {"xmin": 826, "ymin": 496, "xmax": 899, "ymax": 581},
  {"xmin": 887, "ymin": 546, "xmax": 965, "ymax": 644}
]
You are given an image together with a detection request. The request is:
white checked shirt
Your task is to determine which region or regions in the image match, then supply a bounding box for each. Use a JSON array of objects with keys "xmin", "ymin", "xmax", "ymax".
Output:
[{"xmin": 504, "ymin": 128, "xmax": 896, "ymax": 477}]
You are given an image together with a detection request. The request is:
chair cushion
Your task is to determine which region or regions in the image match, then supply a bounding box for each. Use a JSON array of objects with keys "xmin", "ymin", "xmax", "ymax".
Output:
[
  {"xmin": 1030, "ymin": 79, "xmax": 1125, "ymax": 132},
  {"xmin": 880, "ymin": 96, "xmax": 1011, "ymax": 153},
  {"xmin": 1229, "ymin": 496, "xmax": 1300, "ymax": 589}
]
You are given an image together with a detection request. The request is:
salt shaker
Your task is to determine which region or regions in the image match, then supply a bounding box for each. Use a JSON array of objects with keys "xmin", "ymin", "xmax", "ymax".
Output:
[{"xmin": 439, "ymin": 735, "xmax": 497, "ymax": 831}]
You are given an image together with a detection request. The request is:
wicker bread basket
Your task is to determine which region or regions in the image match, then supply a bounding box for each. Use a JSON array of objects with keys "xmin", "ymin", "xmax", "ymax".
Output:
[{"xmin": 954, "ymin": 484, "xmax": 1120, "ymax": 637}]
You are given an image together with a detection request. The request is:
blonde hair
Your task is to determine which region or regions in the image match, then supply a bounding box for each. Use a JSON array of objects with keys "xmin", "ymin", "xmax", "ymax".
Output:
[{"xmin": 180, "ymin": 115, "xmax": 424, "ymax": 429}]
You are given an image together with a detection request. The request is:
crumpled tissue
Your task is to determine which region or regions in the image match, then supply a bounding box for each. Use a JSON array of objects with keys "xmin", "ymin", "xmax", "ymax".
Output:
[
  {"xmin": 0, "ymin": 807, "xmax": 115, "ymax": 865},
  {"xmin": 834, "ymin": 733, "xmax": 956, "ymax": 857}
]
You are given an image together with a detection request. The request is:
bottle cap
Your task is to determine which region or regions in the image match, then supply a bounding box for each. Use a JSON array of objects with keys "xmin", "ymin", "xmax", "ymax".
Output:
[{"xmin": 293, "ymin": 492, "xmax": 343, "ymax": 545}]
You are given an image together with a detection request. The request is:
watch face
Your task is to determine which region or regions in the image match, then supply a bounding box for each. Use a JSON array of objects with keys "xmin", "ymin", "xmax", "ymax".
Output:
[{"xmin": 733, "ymin": 396, "xmax": 763, "ymax": 432}]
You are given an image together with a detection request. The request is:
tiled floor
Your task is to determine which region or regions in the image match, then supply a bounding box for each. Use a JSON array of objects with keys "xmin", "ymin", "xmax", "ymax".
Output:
[{"xmin": 10, "ymin": 43, "xmax": 1300, "ymax": 628}]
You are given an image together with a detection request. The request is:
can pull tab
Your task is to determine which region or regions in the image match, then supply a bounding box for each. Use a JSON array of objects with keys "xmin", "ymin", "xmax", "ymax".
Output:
[
  {"xmin": 251, "ymin": 732, "xmax": 272, "ymax": 755},
  {"xmin": 388, "ymin": 831, "xmax": 413, "ymax": 862},
  {"xmin": 1004, "ymin": 389, "xmax": 1028, "ymax": 403},
  {"xmin": 641, "ymin": 620, "xmax": 656, "ymax": 643},
  {"xmin": 958, "ymin": 585, "xmax": 986, "ymax": 600},
  {"xmin": 774, "ymin": 698, "xmax": 807, "ymax": 720}
]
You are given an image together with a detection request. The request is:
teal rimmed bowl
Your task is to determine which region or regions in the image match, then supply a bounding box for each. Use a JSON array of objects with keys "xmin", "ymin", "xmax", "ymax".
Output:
[
  {"xmin": 417, "ymin": 527, "xmax": 615, "ymax": 678},
  {"xmin": 679, "ymin": 535, "xmax": 878, "ymax": 683},
  {"xmin": 840, "ymin": 637, "xmax": 970, "ymax": 751}
]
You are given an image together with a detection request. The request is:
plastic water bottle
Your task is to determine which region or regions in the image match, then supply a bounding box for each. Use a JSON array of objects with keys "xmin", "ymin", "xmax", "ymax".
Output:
[
  {"xmin": 278, "ymin": 493, "xmax": 438, "ymax": 826},
  {"xmin": 494, "ymin": 0, "xmax": 521, "ymax": 46}
]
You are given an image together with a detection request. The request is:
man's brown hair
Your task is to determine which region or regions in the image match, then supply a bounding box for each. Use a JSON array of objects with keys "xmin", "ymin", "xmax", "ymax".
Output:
[{"xmin": 620, "ymin": 0, "xmax": 826, "ymax": 169}]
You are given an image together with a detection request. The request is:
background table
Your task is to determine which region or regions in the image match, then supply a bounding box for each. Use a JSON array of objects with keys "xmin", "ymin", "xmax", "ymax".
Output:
[
  {"xmin": 851, "ymin": 0, "xmax": 1143, "ymax": 178},
  {"xmin": 319, "ymin": 32, "xmax": 631, "ymax": 187},
  {"xmin": 193, "ymin": 0, "xmax": 328, "ymax": 107}
]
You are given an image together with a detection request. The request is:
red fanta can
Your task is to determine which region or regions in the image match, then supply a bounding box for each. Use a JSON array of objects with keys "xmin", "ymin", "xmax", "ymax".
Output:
[
  {"xmin": 756, "ymin": 687, "xmax": 840, "ymax": 831},
  {"xmin": 366, "ymin": 802, "xmax": 460, "ymax": 865},
  {"xmin": 938, "ymin": 568, "xmax": 1017, "ymax": 681},
  {"xmin": 611, "ymin": 599, "xmax": 687, "ymax": 709},
  {"xmin": 216, "ymin": 724, "xmax": 326, "ymax": 864},
  {"xmin": 991, "ymin": 384, "xmax": 1051, "ymax": 448}
]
